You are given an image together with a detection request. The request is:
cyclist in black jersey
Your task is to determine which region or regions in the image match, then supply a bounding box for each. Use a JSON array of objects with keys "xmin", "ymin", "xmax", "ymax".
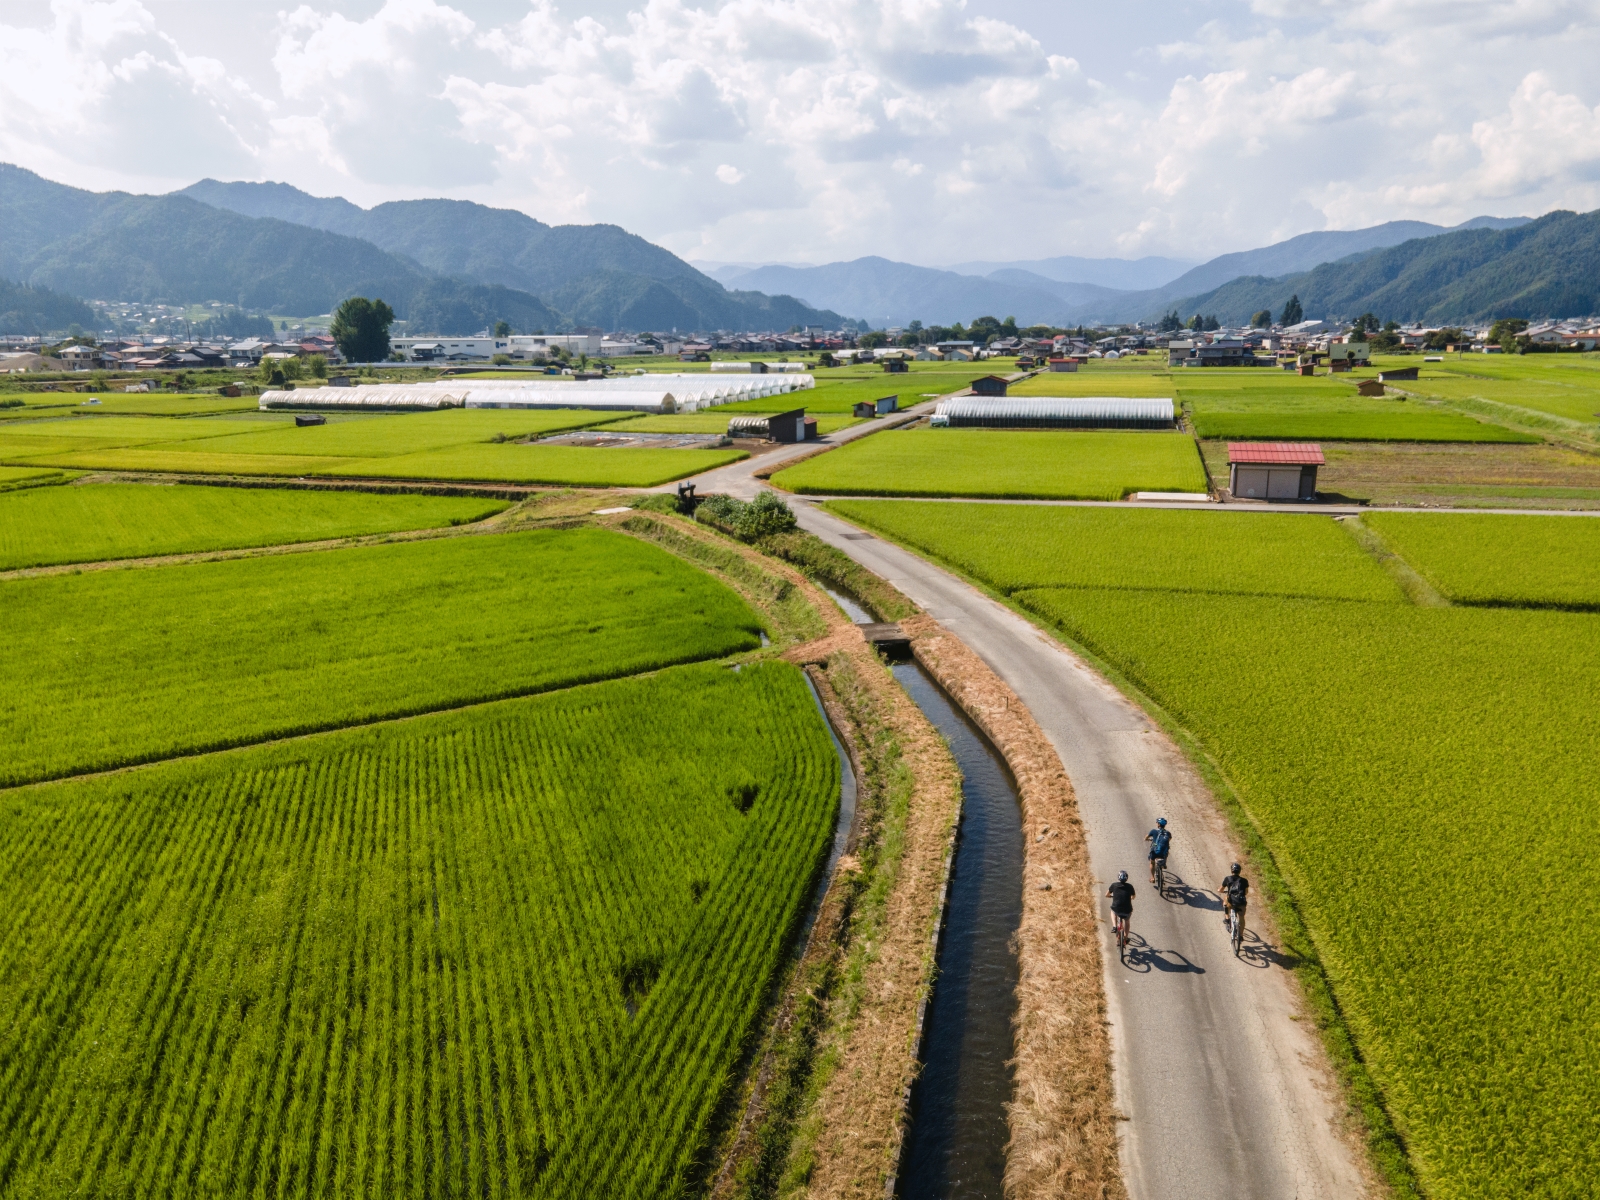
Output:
[
  {"xmin": 1220, "ymin": 862, "xmax": 1249, "ymax": 924},
  {"xmin": 1107, "ymin": 870, "xmax": 1136, "ymax": 946}
]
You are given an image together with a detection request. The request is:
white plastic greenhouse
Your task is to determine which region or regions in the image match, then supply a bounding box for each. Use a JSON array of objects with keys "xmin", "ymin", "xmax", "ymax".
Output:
[
  {"xmin": 933, "ymin": 397, "xmax": 1174, "ymax": 429},
  {"xmin": 260, "ymin": 373, "xmax": 812, "ymax": 414}
]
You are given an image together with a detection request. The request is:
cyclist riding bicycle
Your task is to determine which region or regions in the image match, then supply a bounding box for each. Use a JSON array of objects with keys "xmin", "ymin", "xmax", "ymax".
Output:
[
  {"xmin": 1107, "ymin": 870, "xmax": 1136, "ymax": 940},
  {"xmin": 1145, "ymin": 817, "xmax": 1172, "ymax": 883},
  {"xmin": 1220, "ymin": 862, "xmax": 1249, "ymax": 926}
]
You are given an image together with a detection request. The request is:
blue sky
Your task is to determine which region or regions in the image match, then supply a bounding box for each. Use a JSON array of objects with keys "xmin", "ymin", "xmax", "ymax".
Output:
[{"xmin": 2, "ymin": 0, "xmax": 1597, "ymax": 265}]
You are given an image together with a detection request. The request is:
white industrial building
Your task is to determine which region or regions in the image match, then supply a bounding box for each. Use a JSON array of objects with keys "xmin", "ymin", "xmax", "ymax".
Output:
[{"xmin": 390, "ymin": 334, "xmax": 604, "ymax": 362}]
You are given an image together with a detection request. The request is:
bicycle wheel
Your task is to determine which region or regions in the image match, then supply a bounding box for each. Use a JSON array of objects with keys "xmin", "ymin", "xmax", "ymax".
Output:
[
  {"xmin": 1232, "ymin": 911, "xmax": 1243, "ymax": 955},
  {"xmin": 1154, "ymin": 859, "xmax": 1165, "ymax": 896}
]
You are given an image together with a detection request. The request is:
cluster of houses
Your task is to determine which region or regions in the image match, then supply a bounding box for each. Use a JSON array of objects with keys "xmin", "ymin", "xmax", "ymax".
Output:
[
  {"xmin": 0, "ymin": 333, "xmax": 342, "ymax": 373},
  {"xmin": 7, "ymin": 310, "xmax": 1600, "ymax": 377}
]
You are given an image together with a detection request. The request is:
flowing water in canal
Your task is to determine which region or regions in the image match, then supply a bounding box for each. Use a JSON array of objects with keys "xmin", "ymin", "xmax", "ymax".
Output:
[{"xmin": 820, "ymin": 587, "xmax": 1025, "ymax": 1198}]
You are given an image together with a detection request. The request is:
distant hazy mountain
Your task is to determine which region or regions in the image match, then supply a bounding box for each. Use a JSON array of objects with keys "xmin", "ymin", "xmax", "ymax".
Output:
[
  {"xmin": 947, "ymin": 254, "xmax": 1195, "ymax": 291},
  {"xmin": 179, "ymin": 179, "xmax": 841, "ymax": 333},
  {"xmin": 715, "ymin": 215, "xmax": 1535, "ymax": 329},
  {"xmin": 694, "ymin": 261, "xmax": 819, "ymax": 286},
  {"xmin": 720, "ymin": 257, "xmax": 1105, "ymax": 327},
  {"xmin": 0, "ymin": 164, "xmax": 564, "ymax": 335},
  {"xmin": 980, "ymin": 269, "xmax": 1128, "ymax": 307},
  {"xmin": 1157, "ymin": 209, "xmax": 1600, "ymax": 325},
  {"xmin": 0, "ymin": 276, "xmax": 94, "ymax": 335}
]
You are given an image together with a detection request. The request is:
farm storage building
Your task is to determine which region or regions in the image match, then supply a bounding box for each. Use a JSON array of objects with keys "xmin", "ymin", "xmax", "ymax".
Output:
[
  {"xmin": 852, "ymin": 396, "xmax": 900, "ymax": 418},
  {"xmin": 970, "ymin": 375, "xmax": 1010, "ymax": 396},
  {"xmin": 1227, "ymin": 442, "xmax": 1324, "ymax": 500},
  {"xmin": 728, "ymin": 409, "xmax": 817, "ymax": 441},
  {"xmin": 934, "ymin": 397, "xmax": 1175, "ymax": 429}
]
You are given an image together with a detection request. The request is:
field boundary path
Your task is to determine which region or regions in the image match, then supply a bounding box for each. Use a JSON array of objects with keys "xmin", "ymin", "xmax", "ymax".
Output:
[{"xmin": 793, "ymin": 499, "xmax": 1370, "ymax": 1199}]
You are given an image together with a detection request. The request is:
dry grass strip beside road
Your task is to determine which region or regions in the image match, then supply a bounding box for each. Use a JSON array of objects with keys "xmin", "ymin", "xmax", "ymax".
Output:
[
  {"xmin": 780, "ymin": 644, "xmax": 962, "ymax": 1199},
  {"xmin": 905, "ymin": 613, "xmax": 1126, "ymax": 1200}
]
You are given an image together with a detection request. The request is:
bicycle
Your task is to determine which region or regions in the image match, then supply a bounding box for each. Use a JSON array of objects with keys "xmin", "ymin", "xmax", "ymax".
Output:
[
  {"xmin": 1228, "ymin": 905, "xmax": 1244, "ymax": 956},
  {"xmin": 1113, "ymin": 911, "xmax": 1130, "ymax": 961},
  {"xmin": 1152, "ymin": 855, "xmax": 1166, "ymax": 897}
]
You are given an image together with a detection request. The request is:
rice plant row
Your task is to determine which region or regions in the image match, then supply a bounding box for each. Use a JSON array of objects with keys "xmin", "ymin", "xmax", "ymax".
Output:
[
  {"xmin": 0, "ymin": 482, "xmax": 507, "ymax": 571},
  {"xmin": 0, "ymin": 661, "xmax": 840, "ymax": 1199},
  {"xmin": 2, "ymin": 527, "xmax": 762, "ymax": 787}
]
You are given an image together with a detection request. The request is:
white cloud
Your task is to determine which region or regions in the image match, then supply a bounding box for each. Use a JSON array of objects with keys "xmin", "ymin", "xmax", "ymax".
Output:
[{"xmin": 0, "ymin": 0, "xmax": 1598, "ymax": 264}]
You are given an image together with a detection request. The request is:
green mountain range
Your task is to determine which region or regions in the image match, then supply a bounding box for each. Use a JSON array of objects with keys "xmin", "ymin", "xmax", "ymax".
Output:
[
  {"xmin": 1160, "ymin": 209, "xmax": 1600, "ymax": 325},
  {"xmin": 0, "ymin": 277, "xmax": 94, "ymax": 336},
  {"xmin": 177, "ymin": 179, "xmax": 841, "ymax": 332},
  {"xmin": 0, "ymin": 165, "xmax": 842, "ymax": 335}
]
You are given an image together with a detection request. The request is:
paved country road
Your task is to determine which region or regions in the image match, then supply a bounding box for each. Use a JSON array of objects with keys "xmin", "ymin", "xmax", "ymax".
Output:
[{"xmin": 667, "ymin": 440, "xmax": 1370, "ymax": 1198}]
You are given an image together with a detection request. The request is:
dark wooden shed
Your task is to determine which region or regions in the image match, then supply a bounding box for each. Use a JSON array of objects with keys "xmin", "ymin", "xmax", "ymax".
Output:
[{"xmin": 970, "ymin": 375, "xmax": 1010, "ymax": 397}]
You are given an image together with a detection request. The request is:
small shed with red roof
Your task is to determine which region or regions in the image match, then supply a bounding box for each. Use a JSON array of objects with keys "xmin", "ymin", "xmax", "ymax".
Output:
[{"xmin": 1227, "ymin": 442, "xmax": 1324, "ymax": 501}]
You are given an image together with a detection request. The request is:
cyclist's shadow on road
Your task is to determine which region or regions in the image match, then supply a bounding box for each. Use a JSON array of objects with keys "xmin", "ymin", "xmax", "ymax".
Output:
[
  {"xmin": 1118, "ymin": 933, "xmax": 1206, "ymax": 976},
  {"xmin": 1156, "ymin": 871, "xmax": 1217, "ymax": 913},
  {"xmin": 1148, "ymin": 872, "xmax": 1300, "ymax": 972},
  {"xmin": 1234, "ymin": 927, "xmax": 1294, "ymax": 970}
]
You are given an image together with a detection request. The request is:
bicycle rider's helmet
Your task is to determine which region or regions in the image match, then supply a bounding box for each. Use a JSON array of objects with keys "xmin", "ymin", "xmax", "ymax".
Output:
[
  {"xmin": 1118, "ymin": 870, "xmax": 1129, "ymax": 882},
  {"xmin": 1157, "ymin": 817, "xmax": 1167, "ymax": 827},
  {"xmin": 1230, "ymin": 862, "xmax": 1241, "ymax": 874}
]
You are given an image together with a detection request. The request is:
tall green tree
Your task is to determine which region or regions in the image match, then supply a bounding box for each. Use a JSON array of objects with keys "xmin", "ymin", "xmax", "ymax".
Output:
[
  {"xmin": 1488, "ymin": 318, "xmax": 1529, "ymax": 350},
  {"xmin": 1280, "ymin": 295, "xmax": 1303, "ymax": 325},
  {"xmin": 1251, "ymin": 309, "xmax": 1273, "ymax": 328},
  {"xmin": 330, "ymin": 297, "xmax": 396, "ymax": 364},
  {"xmin": 494, "ymin": 320, "xmax": 512, "ymax": 337}
]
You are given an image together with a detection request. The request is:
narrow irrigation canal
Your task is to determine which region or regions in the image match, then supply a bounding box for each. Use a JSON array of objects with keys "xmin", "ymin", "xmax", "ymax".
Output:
[{"xmin": 823, "ymin": 589, "xmax": 1026, "ymax": 1198}]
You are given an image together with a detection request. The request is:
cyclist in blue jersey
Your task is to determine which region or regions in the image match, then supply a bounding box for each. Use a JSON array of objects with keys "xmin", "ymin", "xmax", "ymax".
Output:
[{"xmin": 1145, "ymin": 817, "xmax": 1172, "ymax": 883}]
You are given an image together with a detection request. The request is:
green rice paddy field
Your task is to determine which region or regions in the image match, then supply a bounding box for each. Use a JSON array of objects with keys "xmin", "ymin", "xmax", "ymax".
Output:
[
  {"xmin": 0, "ymin": 393, "xmax": 260, "ymax": 418},
  {"xmin": 0, "ymin": 660, "xmax": 838, "ymax": 1198},
  {"xmin": 325, "ymin": 443, "xmax": 746, "ymax": 486},
  {"xmin": 826, "ymin": 498, "xmax": 1600, "ymax": 1198},
  {"xmin": 3, "ymin": 527, "xmax": 762, "ymax": 785},
  {"xmin": 0, "ymin": 474, "xmax": 841, "ymax": 1196},
  {"xmin": 0, "ymin": 408, "xmax": 730, "ymax": 487},
  {"xmin": 1013, "ymin": 354, "xmax": 1600, "ymax": 441},
  {"xmin": 0, "ymin": 483, "xmax": 506, "ymax": 570},
  {"xmin": 773, "ymin": 429, "xmax": 1207, "ymax": 499}
]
